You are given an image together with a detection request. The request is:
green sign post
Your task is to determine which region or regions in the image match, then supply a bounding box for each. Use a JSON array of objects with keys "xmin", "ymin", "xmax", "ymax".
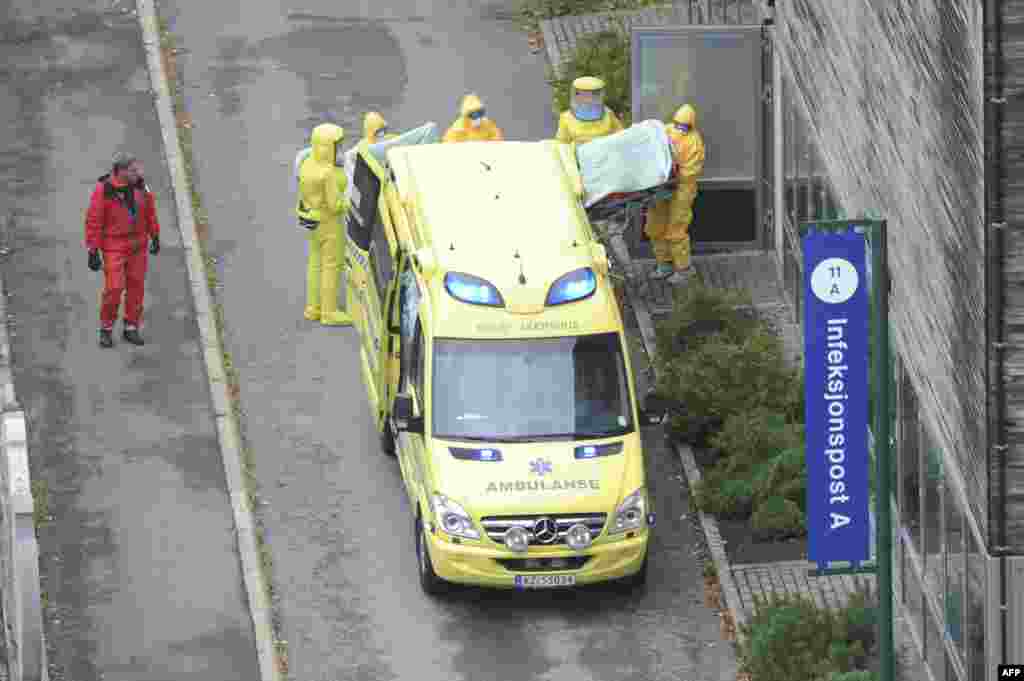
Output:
[{"xmin": 801, "ymin": 218, "xmax": 893, "ymax": 681}]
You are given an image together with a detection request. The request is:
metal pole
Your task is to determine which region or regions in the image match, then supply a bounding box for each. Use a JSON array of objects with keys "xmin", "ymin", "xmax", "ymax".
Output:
[{"xmin": 872, "ymin": 220, "xmax": 895, "ymax": 681}]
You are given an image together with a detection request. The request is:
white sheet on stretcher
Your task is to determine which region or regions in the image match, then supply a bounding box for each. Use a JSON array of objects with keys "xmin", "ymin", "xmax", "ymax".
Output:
[
  {"xmin": 576, "ymin": 119, "xmax": 674, "ymax": 207},
  {"xmin": 296, "ymin": 122, "xmax": 442, "ymax": 198}
]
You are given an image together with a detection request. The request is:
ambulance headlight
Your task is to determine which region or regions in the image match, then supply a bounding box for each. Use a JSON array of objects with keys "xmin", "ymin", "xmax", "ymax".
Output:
[
  {"xmin": 546, "ymin": 267, "xmax": 596, "ymax": 306},
  {"xmin": 444, "ymin": 272, "xmax": 504, "ymax": 307},
  {"xmin": 565, "ymin": 523, "xmax": 593, "ymax": 550},
  {"xmin": 504, "ymin": 526, "xmax": 530, "ymax": 553},
  {"xmin": 430, "ymin": 494, "xmax": 480, "ymax": 540},
  {"xmin": 608, "ymin": 488, "xmax": 646, "ymax": 534}
]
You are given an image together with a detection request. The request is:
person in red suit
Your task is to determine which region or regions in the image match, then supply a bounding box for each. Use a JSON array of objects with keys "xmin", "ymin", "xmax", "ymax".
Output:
[{"xmin": 85, "ymin": 152, "xmax": 161, "ymax": 348}]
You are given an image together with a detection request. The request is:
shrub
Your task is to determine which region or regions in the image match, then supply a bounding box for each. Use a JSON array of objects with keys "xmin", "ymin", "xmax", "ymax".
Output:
[
  {"xmin": 739, "ymin": 594, "xmax": 840, "ymax": 681},
  {"xmin": 839, "ymin": 580, "xmax": 878, "ymax": 659},
  {"xmin": 751, "ymin": 496, "xmax": 805, "ymax": 540},
  {"xmin": 657, "ymin": 329, "xmax": 803, "ymax": 446},
  {"xmin": 518, "ymin": 0, "xmax": 662, "ymax": 33},
  {"xmin": 710, "ymin": 409, "xmax": 803, "ymax": 474},
  {"xmin": 694, "ymin": 470, "xmax": 754, "ymax": 519},
  {"xmin": 740, "ymin": 592, "xmax": 879, "ymax": 681},
  {"xmin": 654, "ymin": 281, "xmax": 759, "ymax": 359},
  {"xmin": 547, "ymin": 27, "xmax": 633, "ymax": 125},
  {"xmin": 753, "ymin": 445, "xmax": 807, "ymax": 512}
]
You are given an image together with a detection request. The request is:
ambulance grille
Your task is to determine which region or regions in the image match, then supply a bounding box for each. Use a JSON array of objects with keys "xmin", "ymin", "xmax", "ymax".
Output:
[{"xmin": 480, "ymin": 514, "xmax": 607, "ymax": 546}]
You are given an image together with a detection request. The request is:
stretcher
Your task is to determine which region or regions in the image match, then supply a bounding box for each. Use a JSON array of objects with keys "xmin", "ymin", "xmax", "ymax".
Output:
[
  {"xmin": 584, "ymin": 171, "xmax": 679, "ymax": 223},
  {"xmin": 572, "ymin": 119, "xmax": 679, "ymax": 222}
]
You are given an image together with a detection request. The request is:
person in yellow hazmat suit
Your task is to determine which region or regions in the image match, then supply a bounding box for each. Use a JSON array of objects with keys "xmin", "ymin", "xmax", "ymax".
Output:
[
  {"xmin": 645, "ymin": 104, "xmax": 705, "ymax": 285},
  {"xmin": 442, "ymin": 94, "xmax": 504, "ymax": 143},
  {"xmin": 296, "ymin": 122, "xmax": 353, "ymax": 325},
  {"xmin": 555, "ymin": 76, "xmax": 623, "ymax": 146},
  {"xmin": 363, "ymin": 111, "xmax": 398, "ymax": 144}
]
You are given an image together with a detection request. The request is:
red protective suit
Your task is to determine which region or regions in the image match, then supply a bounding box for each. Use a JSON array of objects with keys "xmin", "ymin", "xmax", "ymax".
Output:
[{"xmin": 84, "ymin": 174, "xmax": 160, "ymax": 330}]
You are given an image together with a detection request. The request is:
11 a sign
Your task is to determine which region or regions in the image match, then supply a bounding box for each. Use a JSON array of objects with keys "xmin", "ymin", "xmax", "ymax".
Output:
[{"xmin": 803, "ymin": 228, "xmax": 871, "ymax": 569}]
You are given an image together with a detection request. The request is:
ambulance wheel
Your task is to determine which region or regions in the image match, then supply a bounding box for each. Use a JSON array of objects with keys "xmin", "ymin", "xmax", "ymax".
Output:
[
  {"xmin": 380, "ymin": 420, "xmax": 397, "ymax": 457},
  {"xmin": 415, "ymin": 514, "xmax": 449, "ymax": 596}
]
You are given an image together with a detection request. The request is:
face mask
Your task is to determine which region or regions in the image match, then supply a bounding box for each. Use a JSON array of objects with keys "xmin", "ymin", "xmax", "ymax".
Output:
[
  {"xmin": 470, "ymin": 118, "xmax": 482, "ymax": 128},
  {"xmin": 573, "ymin": 102, "xmax": 604, "ymax": 122}
]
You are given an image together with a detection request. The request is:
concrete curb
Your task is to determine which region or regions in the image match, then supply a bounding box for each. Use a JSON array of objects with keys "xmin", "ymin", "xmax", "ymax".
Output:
[
  {"xmin": 620, "ymin": 278, "xmax": 750, "ymax": 647},
  {"xmin": 0, "ymin": 275, "xmax": 48, "ymax": 681},
  {"xmin": 134, "ymin": 2, "xmax": 281, "ymax": 680}
]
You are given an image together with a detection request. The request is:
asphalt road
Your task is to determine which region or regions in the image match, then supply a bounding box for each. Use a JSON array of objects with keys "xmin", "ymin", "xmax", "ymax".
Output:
[
  {"xmin": 0, "ymin": 1, "xmax": 258, "ymax": 679},
  {"xmin": 159, "ymin": 0, "xmax": 738, "ymax": 678}
]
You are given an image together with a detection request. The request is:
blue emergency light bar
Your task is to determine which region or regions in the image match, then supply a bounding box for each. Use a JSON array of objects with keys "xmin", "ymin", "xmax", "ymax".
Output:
[
  {"xmin": 574, "ymin": 442, "xmax": 624, "ymax": 459},
  {"xmin": 449, "ymin": 447, "xmax": 504, "ymax": 462},
  {"xmin": 444, "ymin": 272, "xmax": 504, "ymax": 307},
  {"xmin": 546, "ymin": 267, "xmax": 597, "ymax": 306}
]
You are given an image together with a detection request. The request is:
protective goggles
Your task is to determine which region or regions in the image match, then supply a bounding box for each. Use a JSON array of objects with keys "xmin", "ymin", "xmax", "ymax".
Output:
[
  {"xmin": 674, "ymin": 122, "xmax": 691, "ymax": 133},
  {"xmin": 467, "ymin": 109, "xmax": 486, "ymax": 121}
]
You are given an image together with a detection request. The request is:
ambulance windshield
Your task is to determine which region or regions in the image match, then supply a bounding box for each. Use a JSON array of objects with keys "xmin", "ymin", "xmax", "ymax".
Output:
[{"xmin": 431, "ymin": 332, "xmax": 635, "ymax": 442}]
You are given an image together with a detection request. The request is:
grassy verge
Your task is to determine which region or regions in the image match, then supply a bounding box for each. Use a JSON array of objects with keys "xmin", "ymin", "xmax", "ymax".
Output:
[{"xmin": 157, "ymin": 18, "xmax": 289, "ymax": 678}]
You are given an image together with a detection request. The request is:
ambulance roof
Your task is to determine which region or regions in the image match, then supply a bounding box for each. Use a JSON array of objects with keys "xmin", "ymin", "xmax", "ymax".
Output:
[
  {"xmin": 388, "ymin": 141, "xmax": 593, "ymax": 275},
  {"xmin": 387, "ymin": 141, "xmax": 618, "ymax": 335}
]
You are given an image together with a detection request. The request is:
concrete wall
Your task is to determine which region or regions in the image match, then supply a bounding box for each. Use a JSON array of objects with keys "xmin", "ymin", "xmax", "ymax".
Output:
[
  {"xmin": 0, "ymin": 273, "xmax": 47, "ymax": 681},
  {"xmin": 774, "ymin": 0, "xmax": 988, "ymax": 541}
]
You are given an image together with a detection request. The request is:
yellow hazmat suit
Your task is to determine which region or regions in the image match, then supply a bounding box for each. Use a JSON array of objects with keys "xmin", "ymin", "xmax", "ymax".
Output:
[
  {"xmin": 297, "ymin": 123, "xmax": 352, "ymax": 325},
  {"xmin": 645, "ymin": 104, "xmax": 705, "ymax": 277},
  {"xmin": 555, "ymin": 76, "xmax": 624, "ymax": 146},
  {"xmin": 443, "ymin": 94, "xmax": 504, "ymax": 143},
  {"xmin": 363, "ymin": 111, "xmax": 397, "ymax": 144}
]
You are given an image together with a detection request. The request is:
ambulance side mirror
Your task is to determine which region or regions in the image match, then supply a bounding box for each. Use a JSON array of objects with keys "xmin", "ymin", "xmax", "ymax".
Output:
[
  {"xmin": 638, "ymin": 408, "xmax": 664, "ymax": 426},
  {"xmin": 393, "ymin": 393, "xmax": 423, "ymax": 434},
  {"xmin": 638, "ymin": 392, "xmax": 669, "ymax": 426}
]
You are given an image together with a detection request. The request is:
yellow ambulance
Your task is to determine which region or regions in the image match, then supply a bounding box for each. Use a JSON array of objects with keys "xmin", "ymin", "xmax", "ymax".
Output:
[{"xmin": 344, "ymin": 135, "xmax": 661, "ymax": 595}]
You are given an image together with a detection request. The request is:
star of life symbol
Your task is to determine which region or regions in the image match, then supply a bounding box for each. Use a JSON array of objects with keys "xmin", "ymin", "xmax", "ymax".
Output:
[{"xmin": 529, "ymin": 458, "xmax": 553, "ymax": 476}]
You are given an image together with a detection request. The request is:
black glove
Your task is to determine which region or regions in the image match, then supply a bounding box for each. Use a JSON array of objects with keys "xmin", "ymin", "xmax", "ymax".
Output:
[
  {"xmin": 149, "ymin": 235, "xmax": 160, "ymax": 255},
  {"xmin": 88, "ymin": 249, "xmax": 102, "ymax": 272},
  {"xmin": 299, "ymin": 217, "xmax": 319, "ymax": 231}
]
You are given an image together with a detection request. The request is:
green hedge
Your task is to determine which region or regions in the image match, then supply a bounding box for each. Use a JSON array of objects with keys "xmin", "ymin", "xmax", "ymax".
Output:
[
  {"xmin": 518, "ymin": 0, "xmax": 662, "ymax": 32},
  {"xmin": 653, "ymin": 282, "xmax": 807, "ymax": 534},
  {"xmin": 547, "ymin": 28, "xmax": 633, "ymax": 125},
  {"xmin": 739, "ymin": 584, "xmax": 879, "ymax": 681}
]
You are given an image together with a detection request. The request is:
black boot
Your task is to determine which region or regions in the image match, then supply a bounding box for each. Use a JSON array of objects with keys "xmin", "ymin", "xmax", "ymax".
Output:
[
  {"xmin": 122, "ymin": 326, "xmax": 145, "ymax": 346},
  {"xmin": 99, "ymin": 329, "xmax": 114, "ymax": 348}
]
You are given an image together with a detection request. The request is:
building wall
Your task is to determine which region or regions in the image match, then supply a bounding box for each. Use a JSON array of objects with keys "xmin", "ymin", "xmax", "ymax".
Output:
[
  {"xmin": 998, "ymin": 0, "xmax": 1024, "ymax": 556},
  {"xmin": 772, "ymin": 1, "xmax": 990, "ymax": 678},
  {"xmin": 774, "ymin": 0, "xmax": 988, "ymax": 537}
]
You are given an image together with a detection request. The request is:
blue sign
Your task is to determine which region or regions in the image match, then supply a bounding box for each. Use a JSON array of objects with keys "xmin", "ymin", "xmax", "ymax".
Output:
[{"xmin": 803, "ymin": 228, "xmax": 871, "ymax": 568}]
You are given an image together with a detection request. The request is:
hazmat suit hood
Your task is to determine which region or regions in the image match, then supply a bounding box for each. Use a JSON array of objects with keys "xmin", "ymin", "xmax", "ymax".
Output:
[
  {"xmin": 671, "ymin": 104, "xmax": 697, "ymax": 132},
  {"xmin": 364, "ymin": 112, "xmax": 387, "ymax": 143},
  {"xmin": 310, "ymin": 123, "xmax": 345, "ymax": 165},
  {"xmin": 460, "ymin": 94, "xmax": 485, "ymax": 118}
]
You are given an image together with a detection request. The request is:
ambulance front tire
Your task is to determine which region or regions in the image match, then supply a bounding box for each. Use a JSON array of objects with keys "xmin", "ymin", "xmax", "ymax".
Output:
[
  {"xmin": 415, "ymin": 512, "xmax": 449, "ymax": 596},
  {"xmin": 380, "ymin": 420, "xmax": 397, "ymax": 457}
]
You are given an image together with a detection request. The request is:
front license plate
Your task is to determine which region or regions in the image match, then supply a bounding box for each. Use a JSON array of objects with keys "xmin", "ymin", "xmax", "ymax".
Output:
[{"xmin": 514, "ymin": 574, "xmax": 576, "ymax": 589}]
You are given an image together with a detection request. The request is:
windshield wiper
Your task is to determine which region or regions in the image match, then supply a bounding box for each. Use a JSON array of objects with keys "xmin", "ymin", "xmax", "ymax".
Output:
[
  {"xmin": 437, "ymin": 428, "xmax": 632, "ymax": 444},
  {"xmin": 498, "ymin": 429, "xmax": 632, "ymax": 442},
  {"xmin": 435, "ymin": 435, "xmax": 506, "ymax": 442}
]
